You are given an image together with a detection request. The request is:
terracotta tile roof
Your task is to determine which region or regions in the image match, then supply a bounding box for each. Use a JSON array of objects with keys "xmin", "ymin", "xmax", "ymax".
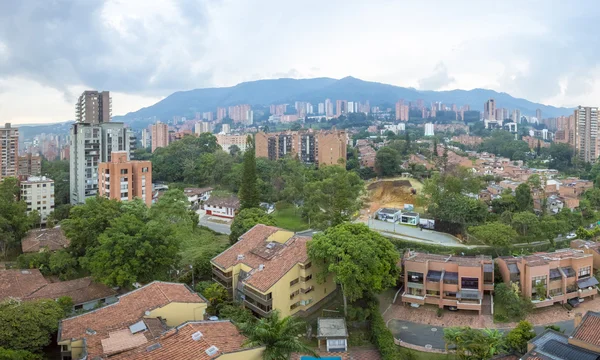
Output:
[
  {"xmin": 404, "ymin": 251, "xmax": 492, "ymax": 267},
  {"xmin": 0, "ymin": 269, "xmax": 48, "ymax": 301},
  {"xmin": 21, "ymin": 227, "xmax": 70, "ymax": 253},
  {"xmin": 205, "ymin": 195, "xmax": 240, "ymax": 209},
  {"xmin": 24, "ymin": 277, "xmax": 116, "ymax": 305},
  {"xmin": 571, "ymin": 311, "xmax": 600, "ymax": 347},
  {"xmin": 109, "ymin": 320, "xmax": 255, "ymax": 360},
  {"xmin": 184, "ymin": 187, "xmax": 213, "ymax": 196},
  {"xmin": 59, "ymin": 281, "xmax": 205, "ymax": 359},
  {"xmin": 212, "ymin": 224, "xmax": 310, "ymax": 292}
]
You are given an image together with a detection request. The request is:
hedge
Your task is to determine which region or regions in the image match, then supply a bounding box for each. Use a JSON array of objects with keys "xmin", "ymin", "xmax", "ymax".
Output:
[{"xmin": 369, "ymin": 303, "xmax": 402, "ymax": 360}]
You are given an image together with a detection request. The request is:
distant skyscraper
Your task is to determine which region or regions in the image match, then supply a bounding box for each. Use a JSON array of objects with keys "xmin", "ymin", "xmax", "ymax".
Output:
[
  {"xmin": 348, "ymin": 102, "xmax": 355, "ymax": 113},
  {"xmin": 395, "ymin": 101, "xmax": 409, "ymax": 121},
  {"xmin": 575, "ymin": 106, "xmax": 599, "ymax": 162},
  {"xmin": 536, "ymin": 109, "xmax": 542, "ymax": 121},
  {"xmin": 512, "ymin": 109, "xmax": 522, "ymax": 124},
  {"xmin": 424, "ymin": 123, "xmax": 435, "ymax": 137},
  {"xmin": 216, "ymin": 107, "xmax": 227, "ymax": 121},
  {"xmin": 151, "ymin": 121, "xmax": 169, "ymax": 153},
  {"xmin": 0, "ymin": 123, "xmax": 19, "ymax": 179},
  {"xmin": 76, "ymin": 90, "xmax": 111, "ymax": 124},
  {"xmin": 318, "ymin": 103, "xmax": 325, "ymax": 115},
  {"xmin": 484, "ymin": 99, "xmax": 496, "ymax": 120},
  {"xmin": 325, "ymin": 99, "xmax": 333, "ymax": 117},
  {"xmin": 495, "ymin": 108, "xmax": 506, "ymax": 121},
  {"xmin": 335, "ymin": 100, "xmax": 347, "ymax": 117}
]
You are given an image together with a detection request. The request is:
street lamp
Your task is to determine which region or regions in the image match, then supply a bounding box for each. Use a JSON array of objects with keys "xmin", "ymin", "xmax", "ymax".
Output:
[{"xmin": 190, "ymin": 264, "xmax": 194, "ymax": 290}]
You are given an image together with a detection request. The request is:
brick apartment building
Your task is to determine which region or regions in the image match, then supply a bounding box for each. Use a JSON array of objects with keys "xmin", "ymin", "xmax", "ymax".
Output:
[
  {"xmin": 151, "ymin": 121, "xmax": 169, "ymax": 153},
  {"xmin": 18, "ymin": 153, "xmax": 42, "ymax": 176},
  {"xmin": 255, "ymin": 130, "xmax": 347, "ymax": 167},
  {"xmin": 401, "ymin": 251, "xmax": 494, "ymax": 314},
  {"xmin": 496, "ymin": 249, "xmax": 598, "ymax": 309},
  {"xmin": 98, "ymin": 152, "xmax": 152, "ymax": 206}
]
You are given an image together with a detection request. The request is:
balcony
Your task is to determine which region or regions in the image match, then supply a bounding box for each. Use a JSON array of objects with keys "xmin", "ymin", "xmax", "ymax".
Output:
[
  {"xmin": 244, "ymin": 299, "xmax": 272, "ymax": 317},
  {"xmin": 243, "ymin": 286, "xmax": 273, "ymax": 306},
  {"xmin": 211, "ymin": 268, "xmax": 232, "ymax": 289}
]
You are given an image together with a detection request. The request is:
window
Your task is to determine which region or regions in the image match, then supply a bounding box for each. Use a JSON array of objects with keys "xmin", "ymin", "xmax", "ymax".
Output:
[
  {"xmin": 290, "ymin": 289, "xmax": 300, "ymax": 300},
  {"xmin": 579, "ymin": 266, "xmax": 591, "ymax": 278},
  {"xmin": 61, "ymin": 345, "xmax": 69, "ymax": 352},
  {"xmin": 290, "ymin": 278, "xmax": 299, "ymax": 287},
  {"xmin": 407, "ymin": 271, "xmax": 424, "ymax": 283},
  {"xmin": 120, "ymin": 169, "xmax": 128, "ymax": 174},
  {"xmin": 532, "ymin": 275, "xmax": 546, "ymax": 286},
  {"xmin": 301, "ymin": 262, "xmax": 312, "ymax": 270},
  {"xmin": 290, "ymin": 301, "xmax": 301, "ymax": 310},
  {"xmin": 301, "ymin": 274, "xmax": 312, "ymax": 282},
  {"xmin": 549, "ymin": 288, "xmax": 563, "ymax": 297},
  {"xmin": 461, "ymin": 277, "xmax": 479, "ymax": 290}
]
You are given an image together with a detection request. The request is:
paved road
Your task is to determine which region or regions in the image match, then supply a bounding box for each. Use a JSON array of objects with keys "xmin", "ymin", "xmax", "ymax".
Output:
[
  {"xmin": 198, "ymin": 216, "xmax": 231, "ymax": 235},
  {"xmin": 364, "ymin": 219, "xmax": 463, "ymax": 245},
  {"xmin": 388, "ymin": 319, "xmax": 575, "ymax": 350}
]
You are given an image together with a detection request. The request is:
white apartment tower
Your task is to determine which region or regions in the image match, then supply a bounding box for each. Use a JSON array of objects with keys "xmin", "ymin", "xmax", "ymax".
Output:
[
  {"xmin": 20, "ymin": 176, "xmax": 54, "ymax": 224},
  {"xmin": 576, "ymin": 106, "xmax": 599, "ymax": 163}
]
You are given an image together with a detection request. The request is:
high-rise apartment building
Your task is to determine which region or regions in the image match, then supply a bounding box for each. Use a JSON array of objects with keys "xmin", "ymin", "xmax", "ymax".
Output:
[
  {"xmin": 575, "ymin": 106, "xmax": 599, "ymax": 162},
  {"xmin": 325, "ymin": 99, "xmax": 333, "ymax": 117},
  {"xmin": 76, "ymin": 91, "xmax": 111, "ymax": 124},
  {"xmin": 141, "ymin": 128, "xmax": 149, "ymax": 149},
  {"xmin": 484, "ymin": 99, "xmax": 496, "ymax": 120},
  {"xmin": 202, "ymin": 111, "xmax": 213, "ymax": 121},
  {"xmin": 255, "ymin": 129, "xmax": 347, "ymax": 167},
  {"xmin": 151, "ymin": 121, "xmax": 170, "ymax": 153},
  {"xmin": 18, "ymin": 153, "xmax": 42, "ymax": 176},
  {"xmin": 216, "ymin": 134, "xmax": 249, "ymax": 153},
  {"xmin": 20, "ymin": 176, "xmax": 54, "ymax": 224},
  {"xmin": 221, "ymin": 124, "xmax": 231, "ymax": 134},
  {"xmin": 395, "ymin": 101, "xmax": 409, "ymax": 121},
  {"xmin": 512, "ymin": 109, "xmax": 522, "ymax": 123},
  {"xmin": 0, "ymin": 123, "xmax": 19, "ymax": 179},
  {"xmin": 70, "ymin": 91, "xmax": 131, "ymax": 204},
  {"xmin": 536, "ymin": 108, "xmax": 542, "ymax": 121},
  {"xmin": 335, "ymin": 100, "xmax": 347, "ymax": 117},
  {"xmin": 495, "ymin": 108, "xmax": 506, "ymax": 121},
  {"xmin": 98, "ymin": 152, "xmax": 152, "ymax": 206},
  {"xmin": 424, "ymin": 123, "xmax": 435, "ymax": 137},
  {"xmin": 194, "ymin": 121, "xmax": 214, "ymax": 135},
  {"xmin": 216, "ymin": 107, "xmax": 227, "ymax": 122}
]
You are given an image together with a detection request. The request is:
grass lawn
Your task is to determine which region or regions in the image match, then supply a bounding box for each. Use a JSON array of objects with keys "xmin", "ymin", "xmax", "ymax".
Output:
[
  {"xmin": 179, "ymin": 227, "xmax": 229, "ymax": 265},
  {"xmin": 272, "ymin": 207, "xmax": 310, "ymax": 232}
]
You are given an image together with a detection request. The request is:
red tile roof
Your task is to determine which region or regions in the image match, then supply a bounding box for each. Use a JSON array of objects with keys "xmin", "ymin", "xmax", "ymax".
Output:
[
  {"xmin": 59, "ymin": 281, "xmax": 206, "ymax": 359},
  {"xmin": 109, "ymin": 320, "xmax": 256, "ymax": 360},
  {"xmin": 0, "ymin": 269, "xmax": 48, "ymax": 301},
  {"xmin": 571, "ymin": 311, "xmax": 600, "ymax": 347},
  {"xmin": 212, "ymin": 225, "xmax": 310, "ymax": 292},
  {"xmin": 24, "ymin": 277, "xmax": 116, "ymax": 305},
  {"xmin": 21, "ymin": 227, "xmax": 70, "ymax": 253}
]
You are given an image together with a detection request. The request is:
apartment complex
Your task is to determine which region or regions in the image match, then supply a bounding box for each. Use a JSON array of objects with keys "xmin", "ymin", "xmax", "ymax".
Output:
[
  {"xmin": 0, "ymin": 123, "xmax": 19, "ymax": 179},
  {"xmin": 575, "ymin": 106, "xmax": 599, "ymax": 162},
  {"xmin": 401, "ymin": 251, "xmax": 494, "ymax": 314},
  {"xmin": 20, "ymin": 176, "xmax": 54, "ymax": 224},
  {"xmin": 98, "ymin": 151, "xmax": 152, "ymax": 206},
  {"xmin": 255, "ymin": 129, "xmax": 347, "ymax": 167},
  {"xmin": 483, "ymin": 98, "xmax": 496, "ymax": 120},
  {"xmin": 58, "ymin": 282, "xmax": 209, "ymax": 360},
  {"xmin": 496, "ymin": 249, "xmax": 598, "ymax": 308},
  {"xmin": 70, "ymin": 91, "xmax": 132, "ymax": 204},
  {"xmin": 211, "ymin": 225, "xmax": 336, "ymax": 318},
  {"xmin": 571, "ymin": 239, "xmax": 600, "ymax": 269},
  {"xmin": 228, "ymin": 104, "xmax": 253, "ymax": 125},
  {"xmin": 151, "ymin": 121, "xmax": 169, "ymax": 152},
  {"xmin": 194, "ymin": 121, "xmax": 214, "ymax": 135},
  {"xmin": 215, "ymin": 134, "xmax": 249, "ymax": 153},
  {"xmin": 395, "ymin": 100, "xmax": 409, "ymax": 121},
  {"xmin": 17, "ymin": 153, "xmax": 41, "ymax": 176}
]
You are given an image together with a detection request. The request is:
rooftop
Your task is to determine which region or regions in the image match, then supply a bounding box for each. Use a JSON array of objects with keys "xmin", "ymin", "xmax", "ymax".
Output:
[
  {"xmin": 21, "ymin": 227, "xmax": 70, "ymax": 253},
  {"xmin": 212, "ymin": 225, "xmax": 311, "ymax": 292},
  {"xmin": 0, "ymin": 269, "xmax": 48, "ymax": 301},
  {"xmin": 571, "ymin": 311, "xmax": 600, "ymax": 349},
  {"xmin": 317, "ymin": 318, "xmax": 348, "ymax": 338},
  {"xmin": 204, "ymin": 195, "xmax": 240, "ymax": 209},
  {"xmin": 404, "ymin": 251, "xmax": 492, "ymax": 267},
  {"xmin": 522, "ymin": 249, "xmax": 590, "ymax": 267},
  {"xmin": 524, "ymin": 329, "xmax": 600, "ymax": 360},
  {"xmin": 184, "ymin": 187, "xmax": 214, "ymax": 196},
  {"xmin": 109, "ymin": 320, "xmax": 255, "ymax": 360},
  {"xmin": 59, "ymin": 281, "xmax": 205, "ymax": 359},
  {"xmin": 24, "ymin": 277, "xmax": 116, "ymax": 305}
]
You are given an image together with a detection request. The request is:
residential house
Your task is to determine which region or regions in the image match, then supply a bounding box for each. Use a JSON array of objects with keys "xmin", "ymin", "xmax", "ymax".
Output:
[
  {"xmin": 21, "ymin": 227, "xmax": 70, "ymax": 253},
  {"xmin": 204, "ymin": 195, "xmax": 240, "ymax": 219},
  {"xmin": 496, "ymin": 249, "xmax": 598, "ymax": 309},
  {"xmin": 58, "ymin": 281, "xmax": 207, "ymax": 360},
  {"xmin": 211, "ymin": 225, "xmax": 336, "ymax": 318},
  {"xmin": 401, "ymin": 251, "xmax": 494, "ymax": 314},
  {"xmin": 522, "ymin": 311, "xmax": 600, "ymax": 359},
  {"xmin": 317, "ymin": 318, "xmax": 348, "ymax": 353},
  {"xmin": 184, "ymin": 187, "xmax": 213, "ymax": 208},
  {"xmin": 571, "ymin": 240, "xmax": 600, "ymax": 270},
  {"xmin": 559, "ymin": 178, "xmax": 593, "ymax": 198},
  {"xmin": 0, "ymin": 269, "xmax": 117, "ymax": 311},
  {"xmin": 105, "ymin": 320, "xmax": 264, "ymax": 360}
]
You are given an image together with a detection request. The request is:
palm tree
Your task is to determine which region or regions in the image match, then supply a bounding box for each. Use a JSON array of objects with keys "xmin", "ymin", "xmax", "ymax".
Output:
[{"xmin": 240, "ymin": 310, "xmax": 317, "ymax": 360}]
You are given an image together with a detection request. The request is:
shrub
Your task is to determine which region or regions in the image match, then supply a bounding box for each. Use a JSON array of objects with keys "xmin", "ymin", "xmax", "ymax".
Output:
[
  {"xmin": 494, "ymin": 313, "xmax": 509, "ymax": 322},
  {"xmin": 16, "ymin": 253, "xmax": 51, "ymax": 274},
  {"xmin": 369, "ymin": 303, "xmax": 401, "ymax": 360},
  {"xmin": 347, "ymin": 305, "xmax": 372, "ymax": 322},
  {"xmin": 436, "ymin": 308, "xmax": 443, "ymax": 318},
  {"xmin": 564, "ymin": 303, "xmax": 573, "ymax": 311}
]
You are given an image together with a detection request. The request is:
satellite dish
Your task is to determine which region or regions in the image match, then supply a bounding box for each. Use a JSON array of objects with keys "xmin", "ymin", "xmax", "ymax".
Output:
[{"xmin": 145, "ymin": 310, "xmax": 151, "ymax": 316}]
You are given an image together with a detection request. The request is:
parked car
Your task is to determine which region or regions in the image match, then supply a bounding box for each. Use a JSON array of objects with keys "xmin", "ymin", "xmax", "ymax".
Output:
[
  {"xmin": 567, "ymin": 298, "xmax": 580, "ymax": 308},
  {"xmin": 566, "ymin": 233, "xmax": 577, "ymax": 239}
]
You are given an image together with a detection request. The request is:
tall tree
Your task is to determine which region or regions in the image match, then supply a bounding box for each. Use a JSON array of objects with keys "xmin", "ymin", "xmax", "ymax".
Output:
[
  {"xmin": 307, "ymin": 223, "xmax": 399, "ymax": 315},
  {"xmin": 239, "ymin": 135, "xmax": 260, "ymax": 210},
  {"xmin": 0, "ymin": 178, "xmax": 34, "ymax": 258},
  {"xmin": 515, "ymin": 183, "xmax": 533, "ymax": 211},
  {"xmin": 468, "ymin": 222, "xmax": 517, "ymax": 255},
  {"xmin": 239, "ymin": 310, "xmax": 317, "ymax": 360},
  {"xmin": 375, "ymin": 147, "xmax": 399, "ymax": 177}
]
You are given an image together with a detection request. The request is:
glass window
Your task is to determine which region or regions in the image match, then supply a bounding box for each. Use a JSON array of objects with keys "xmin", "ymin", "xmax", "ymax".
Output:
[
  {"xmin": 461, "ymin": 277, "xmax": 479, "ymax": 289},
  {"xmin": 579, "ymin": 266, "xmax": 591, "ymax": 278},
  {"xmin": 407, "ymin": 271, "xmax": 424, "ymax": 283}
]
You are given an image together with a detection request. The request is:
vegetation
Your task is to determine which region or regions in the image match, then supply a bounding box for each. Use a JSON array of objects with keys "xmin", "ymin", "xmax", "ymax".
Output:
[
  {"xmin": 239, "ymin": 136, "xmax": 260, "ymax": 210},
  {"xmin": 0, "ymin": 178, "xmax": 34, "ymax": 258},
  {"xmin": 505, "ymin": 321, "xmax": 536, "ymax": 354},
  {"xmin": 0, "ymin": 348, "xmax": 40, "ymax": 360},
  {"xmin": 229, "ymin": 208, "xmax": 276, "ymax": 244},
  {"xmin": 468, "ymin": 222, "xmax": 517, "ymax": 254},
  {"xmin": 308, "ymin": 223, "xmax": 399, "ymax": 315},
  {"xmin": 41, "ymin": 159, "xmax": 70, "ymax": 206},
  {"xmin": 443, "ymin": 327, "xmax": 505, "ymax": 359},
  {"xmin": 271, "ymin": 206, "xmax": 309, "ymax": 232},
  {"xmin": 0, "ymin": 299, "xmax": 66, "ymax": 353},
  {"xmin": 494, "ymin": 282, "xmax": 533, "ymax": 322}
]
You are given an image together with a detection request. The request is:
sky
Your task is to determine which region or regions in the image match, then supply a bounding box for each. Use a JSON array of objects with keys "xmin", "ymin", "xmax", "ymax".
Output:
[{"xmin": 1, "ymin": 0, "xmax": 599, "ymax": 124}]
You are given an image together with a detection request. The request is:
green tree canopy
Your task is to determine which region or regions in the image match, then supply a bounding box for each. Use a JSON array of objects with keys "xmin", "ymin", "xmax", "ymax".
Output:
[
  {"xmin": 506, "ymin": 321, "xmax": 536, "ymax": 354},
  {"xmin": 307, "ymin": 223, "xmax": 399, "ymax": 315},
  {"xmin": 515, "ymin": 183, "xmax": 533, "ymax": 211},
  {"xmin": 375, "ymin": 147, "xmax": 400, "ymax": 177},
  {"xmin": 468, "ymin": 222, "xmax": 517, "ymax": 254},
  {"xmin": 239, "ymin": 136, "xmax": 260, "ymax": 210},
  {"xmin": 0, "ymin": 177, "xmax": 34, "ymax": 257},
  {"xmin": 229, "ymin": 208, "xmax": 276, "ymax": 244},
  {"xmin": 0, "ymin": 347, "xmax": 40, "ymax": 360}
]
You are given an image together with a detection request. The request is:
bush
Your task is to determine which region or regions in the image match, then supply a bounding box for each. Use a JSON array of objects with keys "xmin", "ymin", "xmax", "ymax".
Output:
[
  {"xmin": 369, "ymin": 303, "xmax": 401, "ymax": 360},
  {"xmin": 347, "ymin": 305, "xmax": 372, "ymax": 322},
  {"xmin": 494, "ymin": 313, "xmax": 509, "ymax": 322},
  {"xmin": 495, "ymin": 283, "xmax": 533, "ymax": 321},
  {"xmin": 564, "ymin": 303, "xmax": 573, "ymax": 311},
  {"xmin": 219, "ymin": 303, "xmax": 256, "ymax": 326},
  {"xmin": 16, "ymin": 252, "xmax": 51, "ymax": 274},
  {"xmin": 436, "ymin": 308, "xmax": 443, "ymax": 318},
  {"xmin": 0, "ymin": 347, "xmax": 41, "ymax": 360}
]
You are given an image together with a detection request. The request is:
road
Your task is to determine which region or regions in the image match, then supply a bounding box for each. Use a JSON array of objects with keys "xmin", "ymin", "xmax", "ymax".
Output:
[
  {"xmin": 363, "ymin": 219, "xmax": 463, "ymax": 245},
  {"xmin": 198, "ymin": 216, "xmax": 231, "ymax": 235},
  {"xmin": 388, "ymin": 319, "xmax": 575, "ymax": 350}
]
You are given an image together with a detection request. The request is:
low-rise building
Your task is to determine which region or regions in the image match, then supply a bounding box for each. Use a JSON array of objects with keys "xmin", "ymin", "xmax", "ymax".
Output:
[
  {"xmin": 317, "ymin": 318, "xmax": 348, "ymax": 353},
  {"xmin": 19, "ymin": 176, "xmax": 54, "ymax": 224},
  {"xmin": 58, "ymin": 281, "xmax": 207, "ymax": 360},
  {"xmin": 211, "ymin": 224, "xmax": 336, "ymax": 318},
  {"xmin": 98, "ymin": 151, "xmax": 152, "ymax": 206},
  {"xmin": 21, "ymin": 227, "xmax": 70, "ymax": 253},
  {"xmin": 401, "ymin": 251, "xmax": 494, "ymax": 314},
  {"xmin": 184, "ymin": 187, "xmax": 213, "ymax": 207},
  {"xmin": 496, "ymin": 249, "xmax": 598, "ymax": 309},
  {"xmin": 204, "ymin": 195, "xmax": 240, "ymax": 219},
  {"xmin": 215, "ymin": 134, "xmax": 249, "ymax": 153}
]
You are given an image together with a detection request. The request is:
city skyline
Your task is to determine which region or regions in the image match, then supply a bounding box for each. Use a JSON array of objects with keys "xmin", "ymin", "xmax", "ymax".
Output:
[{"xmin": 1, "ymin": 1, "xmax": 600, "ymax": 124}]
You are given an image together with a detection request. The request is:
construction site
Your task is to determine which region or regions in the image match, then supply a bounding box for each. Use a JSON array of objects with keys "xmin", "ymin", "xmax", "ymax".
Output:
[{"xmin": 360, "ymin": 177, "xmax": 424, "ymax": 221}]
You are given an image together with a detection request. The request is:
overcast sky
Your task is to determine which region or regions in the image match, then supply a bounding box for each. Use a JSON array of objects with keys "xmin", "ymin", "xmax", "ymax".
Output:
[{"xmin": 1, "ymin": 0, "xmax": 599, "ymax": 124}]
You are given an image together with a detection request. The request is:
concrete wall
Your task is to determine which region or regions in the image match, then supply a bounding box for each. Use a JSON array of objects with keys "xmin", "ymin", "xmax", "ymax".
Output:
[
  {"xmin": 218, "ymin": 347, "xmax": 265, "ymax": 360},
  {"xmin": 147, "ymin": 302, "xmax": 207, "ymax": 327}
]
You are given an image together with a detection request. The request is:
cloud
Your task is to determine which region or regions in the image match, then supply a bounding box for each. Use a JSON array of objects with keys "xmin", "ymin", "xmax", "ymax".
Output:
[{"xmin": 418, "ymin": 63, "xmax": 455, "ymax": 90}]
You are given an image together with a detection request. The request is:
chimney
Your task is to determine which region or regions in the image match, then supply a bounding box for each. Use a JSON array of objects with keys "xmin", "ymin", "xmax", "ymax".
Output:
[{"xmin": 574, "ymin": 312, "xmax": 583, "ymax": 329}]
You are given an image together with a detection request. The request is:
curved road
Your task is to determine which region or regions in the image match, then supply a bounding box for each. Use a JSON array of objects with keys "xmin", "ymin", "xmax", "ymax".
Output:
[{"xmin": 388, "ymin": 319, "xmax": 575, "ymax": 350}]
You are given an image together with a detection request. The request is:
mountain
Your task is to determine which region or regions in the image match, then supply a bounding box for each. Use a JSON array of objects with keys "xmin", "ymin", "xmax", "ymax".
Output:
[{"xmin": 115, "ymin": 76, "xmax": 574, "ymax": 129}]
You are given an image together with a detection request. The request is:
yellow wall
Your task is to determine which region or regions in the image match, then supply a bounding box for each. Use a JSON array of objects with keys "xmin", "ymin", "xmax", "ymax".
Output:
[
  {"xmin": 147, "ymin": 302, "xmax": 207, "ymax": 326},
  {"xmin": 58, "ymin": 339, "xmax": 84, "ymax": 359},
  {"xmin": 218, "ymin": 346, "xmax": 265, "ymax": 360}
]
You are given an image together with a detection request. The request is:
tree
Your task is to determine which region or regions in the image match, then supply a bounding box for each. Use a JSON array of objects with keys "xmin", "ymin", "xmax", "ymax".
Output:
[
  {"xmin": 307, "ymin": 223, "xmax": 399, "ymax": 315},
  {"xmin": 511, "ymin": 212, "xmax": 540, "ymax": 238},
  {"xmin": 468, "ymin": 222, "xmax": 517, "ymax": 254},
  {"xmin": 0, "ymin": 299, "xmax": 65, "ymax": 353},
  {"xmin": 49, "ymin": 250, "xmax": 78, "ymax": 280},
  {"xmin": 229, "ymin": 144, "xmax": 241, "ymax": 157},
  {"xmin": 0, "ymin": 178, "xmax": 33, "ymax": 258},
  {"xmin": 442, "ymin": 144, "xmax": 449, "ymax": 171},
  {"xmin": 403, "ymin": 132, "xmax": 411, "ymax": 155},
  {"xmin": 41, "ymin": 159, "xmax": 70, "ymax": 205},
  {"xmin": 443, "ymin": 327, "xmax": 505, "ymax": 360},
  {"xmin": 527, "ymin": 174, "xmax": 542, "ymax": 190},
  {"xmin": 515, "ymin": 183, "xmax": 533, "ymax": 211},
  {"xmin": 432, "ymin": 137, "xmax": 439, "ymax": 157},
  {"xmin": 239, "ymin": 135, "xmax": 260, "ymax": 210},
  {"xmin": 506, "ymin": 321, "xmax": 536, "ymax": 354},
  {"xmin": 239, "ymin": 310, "xmax": 316, "ymax": 360},
  {"xmin": 0, "ymin": 348, "xmax": 40, "ymax": 360},
  {"xmin": 201, "ymin": 283, "xmax": 228, "ymax": 315},
  {"xmin": 494, "ymin": 283, "xmax": 533, "ymax": 321},
  {"xmin": 374, "ymin": 147, "xmax": 399, "ymax": 177},
  {"xmin": 229, "ymin": 208, "xmax": 276, "ymax": 244}
]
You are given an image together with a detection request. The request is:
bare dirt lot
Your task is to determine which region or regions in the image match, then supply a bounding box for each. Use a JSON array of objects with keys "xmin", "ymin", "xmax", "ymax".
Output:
[{"xmin": 361, "ymin": 177, "xmax": 424, "ymax": 220}]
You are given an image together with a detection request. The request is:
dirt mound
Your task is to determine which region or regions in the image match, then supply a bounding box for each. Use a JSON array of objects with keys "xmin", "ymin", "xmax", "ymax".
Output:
[
  {"xmin": 367, "ymin": 179, "xmax": 411, "ymax": 191},
  {"xmin": 367, "ymin": 180, "xmax": 416, "ymax": 207}
]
